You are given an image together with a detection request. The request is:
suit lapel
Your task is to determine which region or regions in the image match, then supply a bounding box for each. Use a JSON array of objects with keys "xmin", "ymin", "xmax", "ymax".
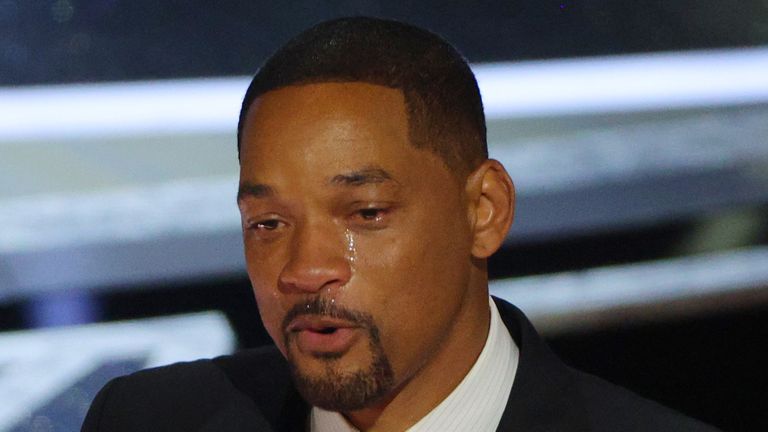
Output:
[
  {"xmin": 277, "ymin": 387, "xmax": 311, "ymax": 432},
  {"xmin": 214, "ymin": 347, "xmax": 310, "ymax": 432},
  {"xmin": 493, "ymin": 298, "xmax": 591, "ymax": 432}
]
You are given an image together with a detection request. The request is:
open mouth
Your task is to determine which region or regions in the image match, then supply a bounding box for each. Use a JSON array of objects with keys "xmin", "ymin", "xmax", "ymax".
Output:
[
  {"xmin": 287, "ymin": 315, "xmax": 356, "ymax": 334},
  {"xmin": 285, "ymin": 315, "xmax": 363, "ymax": 354},
  {"xmin": 291, "ymin": 325, "xmax": 360, "ymax": 354},
  {"xmin": 314, "ymin": 327, "xmax": 338, "ymax": 335}
]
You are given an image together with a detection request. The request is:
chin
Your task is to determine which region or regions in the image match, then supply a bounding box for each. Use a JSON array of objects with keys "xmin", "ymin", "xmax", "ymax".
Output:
[
  {"xmin": 287, "ymin": 327, "xmax": 395, "ymax": 411},
  {"xmin": 288, "ymin": 353, "xmax": 395, "ymax": 411}
]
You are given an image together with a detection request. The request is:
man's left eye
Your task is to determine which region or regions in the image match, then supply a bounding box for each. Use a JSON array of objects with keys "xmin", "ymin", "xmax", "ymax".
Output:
[{"xmin": 358, "ymin": 208, "xmax": 384, "ymax": 221}]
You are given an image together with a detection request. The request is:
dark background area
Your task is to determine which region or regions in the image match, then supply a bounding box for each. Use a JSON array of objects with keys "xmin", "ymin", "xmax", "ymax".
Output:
[{"xmin": 2, "ymin": 0, "xmax": 768, "ymax": 86}]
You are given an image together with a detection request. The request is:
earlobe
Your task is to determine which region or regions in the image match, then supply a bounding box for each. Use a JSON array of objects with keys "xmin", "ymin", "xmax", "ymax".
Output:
[{"xmin": 466, "ymin": 159, "xmax": 515, "ymax": 259}]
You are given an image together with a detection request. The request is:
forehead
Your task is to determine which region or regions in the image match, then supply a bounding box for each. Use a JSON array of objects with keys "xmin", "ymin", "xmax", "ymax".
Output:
[{"xmin": 239, "ymin": 82, "xmax": 431, "ymax": 187}]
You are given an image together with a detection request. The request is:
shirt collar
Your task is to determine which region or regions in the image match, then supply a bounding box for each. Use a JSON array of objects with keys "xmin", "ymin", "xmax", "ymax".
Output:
[{"xmin": 311, "ymin": 296, "xmax": 519, "ymax": 432}]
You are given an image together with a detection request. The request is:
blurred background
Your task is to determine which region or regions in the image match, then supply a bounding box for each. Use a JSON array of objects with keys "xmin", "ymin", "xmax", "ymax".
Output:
[{"xmin": 1, "ymin": 1, "xmax": 767, "ymax": 431}]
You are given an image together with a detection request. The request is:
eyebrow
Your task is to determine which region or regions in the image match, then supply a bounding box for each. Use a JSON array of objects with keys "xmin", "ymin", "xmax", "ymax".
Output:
[
  {"xmin": 237, "ymin": 183, "xmax": 275, "ymax": 202},
  {"xmin": 329, "ymin": 168, "xmax": 398, "ymax": 187},
  {"xmin": 237, "ymin": 167, "xmax": 399, "ymax": 203}
]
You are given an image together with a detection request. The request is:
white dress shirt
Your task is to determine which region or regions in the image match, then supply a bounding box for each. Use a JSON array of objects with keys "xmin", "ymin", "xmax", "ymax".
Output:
[{"xmin": 311, "ymin": 297, "xmax": 519, "ymax": 432}]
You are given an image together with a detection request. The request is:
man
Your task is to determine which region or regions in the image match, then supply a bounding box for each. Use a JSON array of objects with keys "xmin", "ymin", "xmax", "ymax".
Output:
[{"xmin": 82, "ymin": 17, "xmax": 719, "ymax": 431}]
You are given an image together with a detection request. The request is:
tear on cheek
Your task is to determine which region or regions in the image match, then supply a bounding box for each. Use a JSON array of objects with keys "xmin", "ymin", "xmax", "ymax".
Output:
[{"xmin": 345, "ymin": 229, "xmax": 357, "ymax": 269}]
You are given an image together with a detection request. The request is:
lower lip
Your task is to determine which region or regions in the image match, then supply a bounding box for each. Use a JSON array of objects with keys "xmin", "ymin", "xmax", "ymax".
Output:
[{"xmin": 294, "ymin": 327, "xmax": 360, "ymax": 355}]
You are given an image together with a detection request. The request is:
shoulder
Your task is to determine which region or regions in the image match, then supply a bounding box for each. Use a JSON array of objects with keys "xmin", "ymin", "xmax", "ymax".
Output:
[
  {"xmin": 101, "ymin": 345, "xmax": 287, "ymax": 403},
  {"xmin": 81, "ymin": 345, "xmax": 302, "ymax": 432},
  {"xmin": 570, "ymin": 368, "xmax": 721, "ymax": 431},
  {"xmin": 491, "ymin": 297, "xmax": 720, "ymax": 431}
]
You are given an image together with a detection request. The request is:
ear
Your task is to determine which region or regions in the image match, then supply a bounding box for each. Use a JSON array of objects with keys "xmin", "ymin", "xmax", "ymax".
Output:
[{"xmin": 465, "ymin": 159, "xmax": 515, "ymax": 259}]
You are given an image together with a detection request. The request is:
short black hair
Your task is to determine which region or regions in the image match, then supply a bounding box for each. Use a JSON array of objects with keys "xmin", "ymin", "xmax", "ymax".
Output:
[{"xmin": 237, "ymin": 16, "xmax": 488, "ymax": 175}]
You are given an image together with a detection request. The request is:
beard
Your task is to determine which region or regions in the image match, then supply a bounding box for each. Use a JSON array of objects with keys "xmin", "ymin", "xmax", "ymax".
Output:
[{"xmin": 282, "ymin": 298, "xmax": 395, "ymax": 411}]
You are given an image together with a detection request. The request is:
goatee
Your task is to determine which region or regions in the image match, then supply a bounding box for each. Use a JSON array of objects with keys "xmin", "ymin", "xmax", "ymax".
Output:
[{"xmin": 282, "ymin": 298, "xmax": 395, "ymax": 411}]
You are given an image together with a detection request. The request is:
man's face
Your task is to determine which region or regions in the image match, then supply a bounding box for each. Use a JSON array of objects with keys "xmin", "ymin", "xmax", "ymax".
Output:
[{"xmin": 238, "ymin": 82, "xmax": 482, "ymax": 410}]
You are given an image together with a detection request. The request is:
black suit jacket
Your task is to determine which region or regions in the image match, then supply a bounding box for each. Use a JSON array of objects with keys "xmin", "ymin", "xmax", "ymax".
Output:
[{"xmin": 82, "ymin": 298, "xmax": 720, "ymax": 431}]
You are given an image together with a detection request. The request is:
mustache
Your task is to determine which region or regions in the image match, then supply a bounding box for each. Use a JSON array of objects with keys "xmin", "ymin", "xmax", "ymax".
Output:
[{"xmin": 281, "ymin": 297, "xmax": 374, "ymax": 334}]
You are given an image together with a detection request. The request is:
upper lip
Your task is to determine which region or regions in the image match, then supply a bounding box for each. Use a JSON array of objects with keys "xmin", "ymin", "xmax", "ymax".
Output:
[{"xmin": 287, "ymin": 316, "xmax": 358, "ymax": 332}]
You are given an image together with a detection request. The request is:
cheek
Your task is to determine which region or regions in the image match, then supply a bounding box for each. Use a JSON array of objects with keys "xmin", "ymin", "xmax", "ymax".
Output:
[
  {"xmin": 244, "ymin": 238, "xmax": 286, "ymax": 291},
  {"xmin": 244, "ymin": 243, "xmax": 287, "ymax": 350},
  {"xmin": 353, "ymin": 234, "xmax": 414, "ymax": 291},
  {"xmin": 254, "ymin": 291, "xmax": 286, "ymax": 352},
  {"xmin": 352, "ymin": 229, "xmax": 449, "ymax": 325},
  {"xmin": 355, "ymin": 212, "xmax": 469, "ymax": 296},
  {"xmin": 352, "ymin": 205, "xmax": 472, "ymax": 337}
]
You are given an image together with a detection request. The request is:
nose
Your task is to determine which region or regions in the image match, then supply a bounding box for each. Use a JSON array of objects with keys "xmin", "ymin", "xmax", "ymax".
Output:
[{"xmin": 278, "ymin": 222, "xmax": 353, "ymax": 294}]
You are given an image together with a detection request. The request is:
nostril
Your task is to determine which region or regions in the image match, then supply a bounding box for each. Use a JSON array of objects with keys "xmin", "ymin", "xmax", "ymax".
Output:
[{"xmin": 278, "ymin": 259, "xmax": 353, "ymax": 294}]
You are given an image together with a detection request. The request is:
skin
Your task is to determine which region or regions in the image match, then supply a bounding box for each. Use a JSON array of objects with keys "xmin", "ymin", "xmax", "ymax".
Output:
[{"xmin": 238, "ymin": 82, "xmax": 515, "ymax": 431}]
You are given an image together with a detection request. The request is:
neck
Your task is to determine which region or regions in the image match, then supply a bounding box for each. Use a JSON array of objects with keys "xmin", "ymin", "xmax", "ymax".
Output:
[{"xmin": 343, "ymin": 285, "xmax": 491, "ymax": 431}]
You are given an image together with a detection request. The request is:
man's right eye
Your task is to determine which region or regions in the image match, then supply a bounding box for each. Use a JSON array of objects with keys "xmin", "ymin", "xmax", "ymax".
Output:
[{"xmin": 252, "ymin": 219, "xmax": 281, "ymax": 230}]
